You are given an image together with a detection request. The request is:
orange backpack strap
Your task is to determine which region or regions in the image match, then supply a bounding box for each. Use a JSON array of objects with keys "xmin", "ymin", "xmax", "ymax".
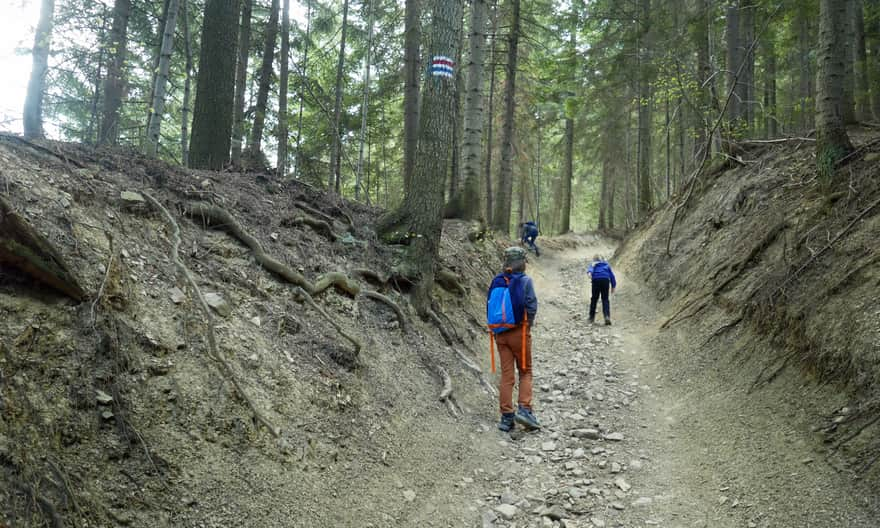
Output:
[
  {"xmin": 521, "ymin": 309, "xmax": 528, "ymax": 368},
  {"xmin": 489, "ymin": 331, "xmax": 496, "ymax": 373}
]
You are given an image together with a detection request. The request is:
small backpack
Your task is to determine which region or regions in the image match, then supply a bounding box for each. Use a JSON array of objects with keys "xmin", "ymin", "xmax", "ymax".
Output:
[{"xmin": 486, "ymin": 274, "xmax": 529, "ymax": 372}]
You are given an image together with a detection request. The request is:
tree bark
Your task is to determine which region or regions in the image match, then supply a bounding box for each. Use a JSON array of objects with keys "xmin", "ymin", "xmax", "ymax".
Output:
[
  {"xmin": 692, "ymin": 0, "xmax": 712, "ymax": 161},
  {"xmin": 248, "ymin": 0, "xmax": 280, "ymax": 159},
  {"xmin": 725, "ymin": 2, "xmax": 742, "ymax": 128},
  {"xmin": 843, "ymin": 0, "xmax": 857, "ymax": 124},
  {"xmin": 853, "ymin": 0, "xmax": 871, "ymax": 122},
  {"xmin": 356, "ymin": 0, "xmax": 375, "ymax": 201},
  {"xmin": 294, "ymin": 0, "xmax": 312, "ymax": 177},
  {"xmin": 637, "ymin": 0, "xmax": 653, "ymax": 217},
  {"xmin": 740, "ymin": 0, "xmax": 755, "ymax": 132},
  {"xmin": 484, "ymin": 0, "xmax": 499, "ymax": 224},
  {"xmin": 277, "ymin": 0, "xmax": 291, "ymax": 174},
  {"xmin": 23, "ymin": 0, "xmax": 55, "ymax": 139},
  {"xmin": 445, "ymin": 0, "xmax": 488, "ymax": 220},
  {"xmin": 145, "ymin": 0, "xmax": 181, "ymax": 156},
  {"xmin": 816, "ymin": 0, "xmax": 855, "ymax": 174},
  {"xmin": 598, "ymin": 156, "xmax": 610, "ymax": 230},
  {"xmin": 560, "ymin": 116, "xmax": 573, "ymax": 233},
  {"xmin": 402, "ymin": 0, "xmax": 422, "ymax": 196},
  {"xmin": 189, "ymin": 0, "xmax": 240, "ymax": 170},
  {"xmin": 491, "ymin": 0, "xmax": 520, "ymax": 235},
  {"xmin": 763, "ymin": 27, "xmax": 777, "ymax": 138},
  {"xmin": 181, "ymin": 0, "xmax": 193, "ymax": 165},
  {"xmin": 796, "ymin": 7, "xmax": 814, "ymax": 132},
  {"xmin": 376, "ymin": 0, "xmax": 463, "ymax": 315},
  {"xmin": 329, "ymin": 0, "xmax": 351, "ymax": 192},
  {"xmin": 868, "ymin": 0, "xmax": 880, "ymax": 119},
  {"xmin": 98, "ymin": 0, "xmax": 130, "ymax": 144},
  {"xmin": 231, "ymin": 0, "xmax": 252, "ymax": 167}
]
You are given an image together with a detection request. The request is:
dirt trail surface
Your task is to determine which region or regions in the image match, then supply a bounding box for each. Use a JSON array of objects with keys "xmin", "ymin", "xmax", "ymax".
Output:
[{"xmin": 464, "ymin": 241, "xmax": 880, "ymax": 528}]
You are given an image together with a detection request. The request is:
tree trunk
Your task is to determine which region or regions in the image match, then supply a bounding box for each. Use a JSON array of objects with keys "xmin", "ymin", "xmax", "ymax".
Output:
[
  {"xmin": 853, "ymin": 0, "xmax": 871, "ymax": 122},
  {"xmin": 295, "ymin": 0, "xmax": 312, "ymax": 176},
  {"xmin": 181, "ymin": 0, "xmax": 193, "ymax": 165},
  {"xmin": 796, "ymin": 7, "xmax": 814, "ymax": 132},
  {"xmin": 740, "ymin": 0, "xmax": 755, "ymax": 132},
  {"xmin": 816, "ymin": 0, "xmax": 855, "ymax": 175},
  {"xmin": 491, "ymin": 0, "xmax": 520, "ymax": 235},
  {"xmin": 608, "ymin": 170, "xmax": 616, "ymax": 230},
  {"xmin": 376, "ymin": 0, "xmax": 463, "ymax": 315},
  {"xmin": 145, "ymin": 0, "xmax": 181, "ymax": 156},
  {"xmin": 145, "ymin": 0, "xmax": 171, "ymax": 143},
  {"xmin": 598, "ymin": 156, "xmax": 609, "ymax": 230},
  {"xmin": 559, "ymin": 116, "xmax": 573, "ymax": 233},
  {"xmin": 692, "ymin": 0, "xmax": 712, "ymax": 161},
  {"xmin": 725, "ymin": 2, "xmax": 742, "ymax": 128},
  {"xmin": 99, "ymin": 0, "xmax": 130, "ymax": 144},
  {"xmin": 23, "ymin": 0, "xmax": 55, "ymax": 139},
  {"xmin": 329, "ymin": 0, "xmax": 350, "ymax": 192},
  {"xmin": 446, "ymin": 0, "xmax": 488, "ymax": 220},
  {"xmin": 637, "ymin": 0, "xmax": 653, "ymax": 217},
  {"xmin": 277, "ymin": 0, "xmax": 291, "ymax": 174},
  {"xmin": 484, "ymin": 0, "xmax": 499, "ymax": 224},
  {"xmin": 189, "ymin": 0, "xmax": 240, "ymax": 170},
  {"xmin": 843, "ymin": 0, "xmax": 857, "ymax": 124},
  {"xmin": 231, "ymin": 0, "xmax": 252, "ymax": 167},
  {"xmin": 87, "ymin": 15, "xmax": 108, "ymax": 144},
  {"xmin": 868, "ymin": 0, "xmax": 880, "ymax": 120},
  {"xmin": 356, "ymin": 0, "xmax": 375, "ymax": 200},
  {"xmin": 402, "ymin": 0, "xmax": 422, "ymax": 196},
  {"xmin": 763, "ymin": 28, "xmax": 777, "ymax": 138},
  {"xmin": 248, "ymin": 0, "xmax": 280, "ymax": 159}
]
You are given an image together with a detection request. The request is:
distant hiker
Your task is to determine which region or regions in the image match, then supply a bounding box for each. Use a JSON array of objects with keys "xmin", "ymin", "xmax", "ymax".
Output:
[
  {"xmin": 487, "ymin": 246, "xmax": 540, "ymax": 432},
  {"xmin": 587, "ymin": 255, "xmax": 617, "ymax": 326},
  {"xmin": 521, "ymin": 221, "xmax": 540, "ymax": 257}
]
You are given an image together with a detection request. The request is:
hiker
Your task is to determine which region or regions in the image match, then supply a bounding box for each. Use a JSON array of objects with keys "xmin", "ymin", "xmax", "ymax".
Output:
[
  {"xmin": 521, "ymin": 221, "xmax": 540, "ymax": 257},
  {"xmin": 587, "ymin": 255, "xmax": 617, "ymax": 325},
  {"xmin": 487, "ymin": 247, "xmax": 540, "ymax": 432}
]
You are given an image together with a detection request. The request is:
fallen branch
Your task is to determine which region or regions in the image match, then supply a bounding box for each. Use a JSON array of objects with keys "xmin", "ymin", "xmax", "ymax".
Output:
[
  {"xmin": 145, "ymin": 193, "xmax": 281, "ymax": 438},
  {"xmin": 741, "ymin": 137, "xmax": 816, "ymax": 145},
  {"xmin": 360, "ymin": 290, "xmax": 408, "ymax": 332},
  {"xmin": 90, "ymin": 233, "xmax": 114, "ymax": 324}
]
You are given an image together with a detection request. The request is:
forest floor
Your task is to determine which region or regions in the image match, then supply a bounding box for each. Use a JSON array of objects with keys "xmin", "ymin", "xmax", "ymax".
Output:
[{"xmin": 451, "ymin": 241, "xmax": 880, "ymax": 528}]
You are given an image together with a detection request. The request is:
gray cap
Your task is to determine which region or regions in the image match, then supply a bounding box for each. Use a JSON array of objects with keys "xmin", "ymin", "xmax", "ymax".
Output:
[{"xmin": 504, "ymin": 246, "xmax": 527, "ymax": 265}]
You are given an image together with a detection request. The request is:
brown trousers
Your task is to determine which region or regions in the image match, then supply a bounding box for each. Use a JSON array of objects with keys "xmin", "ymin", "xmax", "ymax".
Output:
[{"xmin": 496, "ymin": 325, "xmax": 533, "ymax": 414}]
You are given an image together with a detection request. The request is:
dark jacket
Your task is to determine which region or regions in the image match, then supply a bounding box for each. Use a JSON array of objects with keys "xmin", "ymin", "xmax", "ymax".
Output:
[{"xmin": 588, "ymin": 261, "xmax": 617, "ymax": 288}]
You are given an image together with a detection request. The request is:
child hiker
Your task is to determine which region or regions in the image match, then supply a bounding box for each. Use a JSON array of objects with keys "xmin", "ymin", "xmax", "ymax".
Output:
[
  {"xmin": 587, "ymin": 255, "xmax": 617, "ymax": 325},
  {"xmin": 487, "ymin": 247, "xmax": 540, "ymax": 432}
]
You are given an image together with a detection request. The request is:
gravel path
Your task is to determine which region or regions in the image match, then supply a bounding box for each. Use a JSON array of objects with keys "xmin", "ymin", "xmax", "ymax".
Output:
[{"xmin": 469, "ymin": 243, "xmax": 879, "ymax": 528}]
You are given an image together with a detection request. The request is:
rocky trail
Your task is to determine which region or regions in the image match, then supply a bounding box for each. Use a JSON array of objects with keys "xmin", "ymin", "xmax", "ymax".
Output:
[{"xmin": 459, "ymin": 242, "xmax": 879, "ymax": 528}]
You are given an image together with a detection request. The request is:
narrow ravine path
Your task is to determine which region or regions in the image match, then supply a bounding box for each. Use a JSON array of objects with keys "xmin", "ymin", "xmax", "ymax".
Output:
[{"xmin": 470, "ymin": 241, "xmax": 879, "ymax": 528}]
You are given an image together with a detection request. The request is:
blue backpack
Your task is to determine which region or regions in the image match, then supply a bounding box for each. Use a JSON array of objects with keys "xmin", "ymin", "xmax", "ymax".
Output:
[{"xmin": 486, "ymin": 273, "xmax": 528, "ymax": 372}]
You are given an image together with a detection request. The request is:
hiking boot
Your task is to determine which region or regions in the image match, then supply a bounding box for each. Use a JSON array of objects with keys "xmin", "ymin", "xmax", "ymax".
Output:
[
  {"xmin": 604, "ymin": 318, "xmax": 612, "ymax": 326},
  {"xmin": 498, "ymin": 413, "xmax": 515, "ymax": 432},
  {"xmin": 588, "ymin": 317, "xmax": 595, "ymax": 324},
  {"xmin": 515, "ymin": 405, "xmax": 541, "ymax": 430}
]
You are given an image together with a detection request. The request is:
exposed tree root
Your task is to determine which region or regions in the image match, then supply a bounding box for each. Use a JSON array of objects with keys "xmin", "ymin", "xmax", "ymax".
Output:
[
  {"xmin": 770, "ymin": 196, "xmax": 880, "ymax": 301},
  {"xmin": 713, "ymin": 220, "xmax": 786, "ymax": 296},
  {"xmin": 435, "ymin": 269, "xmax": 466, "ymax": 295},
  {"xmin": 426, "ymin": 308, "xmax": 456, "ymax": 346},
  {"xmin": 0, "ymin": 132, "xmax": 87, "ymax": 169},
  {"xmin": 660, "ymin": 293, "xmax": 712, "ymax": 329},
  {"xmin": 187, "ymin": 202, "xmax": 357, "ymax": 297},
  {"xmin": 360, "ymin": 290, "xmax": 408, "ymax": 332},
  {"xmin": 0, "ymin": 195, "xmax": 86, "ymax": 301},
  {"xmin": 294, "ymin": 200, "xmax": 351, "ymax": 229},
  {"xmin": 451, "ymin": 347, "xmax": 497, "ymax": 396},
  {"xmin": 748, "ymin": 350, "xmax": 796, "ymax": 394},
  {"xmin": 282, "ymin": 214, "xmax": 340, "ymax": 241},
  {"xmin": 701, "ymin": 316, "xmax": 743, "ymax": 347},
  {"xmin": 313, "ymin": 271, "xmax": 361, "ymax": 296},
  {"xmin": 294, "ymin": 286, "xmax": 363, "ymax": 356},
  {"xmin": 352, "ymin": 267, "xmax": 390, "ymax": 286},
  {"xmin": 145, "ymin": 193, "xmax": 281, "ymax": 438},
  {"xmin": 833, "ymin": 414, "xmax": 880, "ymax": 451}
]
